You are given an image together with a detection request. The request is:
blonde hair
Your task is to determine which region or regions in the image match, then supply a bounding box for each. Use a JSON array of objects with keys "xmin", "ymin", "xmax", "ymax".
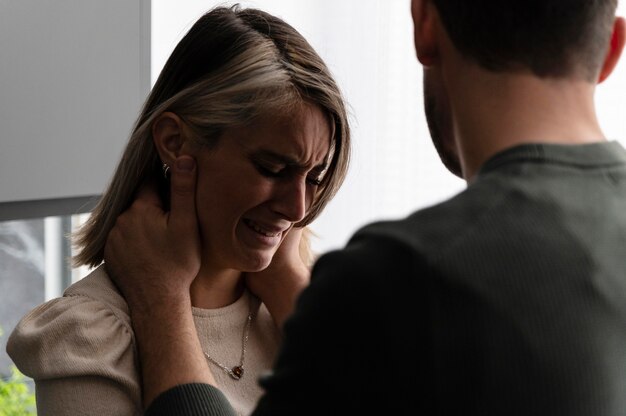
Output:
[
  {"xmin": 73, "ymin": 5, "xmax": 350, "ymax": 268},
  {"xmin": 298, "ymin": 227, "xmax": 317, "ymax": 269}
]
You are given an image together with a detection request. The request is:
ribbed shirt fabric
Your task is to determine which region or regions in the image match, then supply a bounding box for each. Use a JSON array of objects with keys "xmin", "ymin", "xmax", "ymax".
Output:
[
  {"xmin": 7, "ymin": 265, "xmax": 281, "ymax": 416},
  {"xmin": 147, "ymin": 141, "xmax": 626, "ymax": 415}
]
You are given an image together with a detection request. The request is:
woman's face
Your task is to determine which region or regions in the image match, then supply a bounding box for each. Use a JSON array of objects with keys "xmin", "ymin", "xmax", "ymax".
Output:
[{"xmin": 190, "ymin": 103, "xmax": 331, "ymax": 273}]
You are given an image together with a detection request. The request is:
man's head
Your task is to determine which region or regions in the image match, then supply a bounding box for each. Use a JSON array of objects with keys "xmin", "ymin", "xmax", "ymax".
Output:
[
  {"xmin": 431, "ymin": 0, "xmax": 618, "ymax": 82},
  {"xmin": 412, "ymin": 0, "xmax": 623, "ymax": 179}
]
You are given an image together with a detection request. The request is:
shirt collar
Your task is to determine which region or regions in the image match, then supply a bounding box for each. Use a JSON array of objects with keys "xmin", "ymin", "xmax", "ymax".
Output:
[{"xmin": 478, "ymin": 141, "xmax": 626, "ymax": 176}]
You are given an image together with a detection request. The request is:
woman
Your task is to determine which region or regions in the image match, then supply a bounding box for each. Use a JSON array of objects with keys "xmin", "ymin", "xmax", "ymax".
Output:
[{"xmin": 7, "ymin": 5, "xmax": 350, "ymax": 415}]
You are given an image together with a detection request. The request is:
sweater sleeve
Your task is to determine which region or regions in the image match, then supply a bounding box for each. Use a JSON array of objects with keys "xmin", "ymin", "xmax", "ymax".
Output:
[
  {"xmin": 145, "ymin": 383, "xmax": 236, "ymax": 416},
  {"xmin": 6, "ymin": 294, "xmax": 142, "ymax": 416}
]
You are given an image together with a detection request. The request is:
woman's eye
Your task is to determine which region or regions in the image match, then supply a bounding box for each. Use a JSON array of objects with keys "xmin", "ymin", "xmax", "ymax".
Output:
[
  {"xmin": 255, "ymin": 161, "xmax": 322, "ymax": 186},
  {"xmin": 256, "ymin": 164, "xmax": 284, "ymax": 177}
]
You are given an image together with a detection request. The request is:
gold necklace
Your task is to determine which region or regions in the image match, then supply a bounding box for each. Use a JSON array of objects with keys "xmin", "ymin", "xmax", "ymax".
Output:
[{"xmin": 203, "ymin": 297, "xmax": 255, "ymax": 380}]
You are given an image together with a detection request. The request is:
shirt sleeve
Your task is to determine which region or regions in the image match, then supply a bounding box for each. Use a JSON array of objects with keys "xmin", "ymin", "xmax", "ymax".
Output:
[{"xmin": 6, "ymin": 294, "xmax": 142, "ymax": 416}]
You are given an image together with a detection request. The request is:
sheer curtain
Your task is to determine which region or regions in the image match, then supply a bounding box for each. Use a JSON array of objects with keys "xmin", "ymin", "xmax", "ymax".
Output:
[{"xmin": 152, "ymin": 0, "xmax": 626, "ymax": 255}]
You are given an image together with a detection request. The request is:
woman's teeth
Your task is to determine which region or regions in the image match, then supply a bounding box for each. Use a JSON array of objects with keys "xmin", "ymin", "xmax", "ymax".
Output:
[{"xmin": 247, "ymin": 220, "xmax": 280, "ymax": 237}]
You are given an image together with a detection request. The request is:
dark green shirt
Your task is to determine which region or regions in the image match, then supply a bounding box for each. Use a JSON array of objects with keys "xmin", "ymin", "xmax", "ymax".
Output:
[{"xmin": 147, "ymin": 141, "xmax": 626, "ymax": 415}]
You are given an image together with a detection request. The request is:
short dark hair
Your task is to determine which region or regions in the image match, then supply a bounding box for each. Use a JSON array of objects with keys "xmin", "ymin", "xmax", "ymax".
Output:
[{"xmin": 433, "ymin": 0, "xmax": 618, "ymax": 80}]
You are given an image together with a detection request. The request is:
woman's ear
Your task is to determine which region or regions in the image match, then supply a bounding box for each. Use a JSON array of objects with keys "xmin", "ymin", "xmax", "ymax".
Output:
[
  {"xmin": 152, "ymin": 112, "xmax": 186, "ymax": 164},
  {"xmin": 411, "ymin": 0, "xmax": 439, "ymax": 67},
  {"xmin": 598, "ymin": 17, "xmax": 625, "ymax": 84}
]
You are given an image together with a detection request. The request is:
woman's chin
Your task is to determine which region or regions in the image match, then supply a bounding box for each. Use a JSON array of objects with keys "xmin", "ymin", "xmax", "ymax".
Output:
[{"xmin": 238, "ymin": 252, "xmax": 274, "ymax": 273}]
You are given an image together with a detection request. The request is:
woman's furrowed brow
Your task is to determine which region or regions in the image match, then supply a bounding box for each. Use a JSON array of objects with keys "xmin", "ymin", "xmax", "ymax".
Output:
[{"xmin": 251, "ymin": 149, "xmax": 328, "ymax": 171}]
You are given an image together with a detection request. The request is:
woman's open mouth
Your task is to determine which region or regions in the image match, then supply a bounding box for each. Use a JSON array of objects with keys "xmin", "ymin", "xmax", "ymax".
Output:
[{"xmin": 243, "ymin": 219, "xmax": 283, "ymax": 238}]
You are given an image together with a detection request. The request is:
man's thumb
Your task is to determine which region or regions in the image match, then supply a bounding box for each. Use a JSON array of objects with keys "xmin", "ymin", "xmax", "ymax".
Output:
[{"xmin": 168, "ymin": 156, "xmax": 197, "ymax": 229}]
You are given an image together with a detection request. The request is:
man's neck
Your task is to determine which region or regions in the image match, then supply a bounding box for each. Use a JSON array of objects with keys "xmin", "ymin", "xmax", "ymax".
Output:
[{"xmin": 446, "ymin": 66, "xmax": 606, "ymax": 182}]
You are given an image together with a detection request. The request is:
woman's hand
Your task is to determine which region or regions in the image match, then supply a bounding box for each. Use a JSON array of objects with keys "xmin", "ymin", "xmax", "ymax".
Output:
[{"xmin": 244, "ymin": 227, "xmax": 312, "ymax": 330}]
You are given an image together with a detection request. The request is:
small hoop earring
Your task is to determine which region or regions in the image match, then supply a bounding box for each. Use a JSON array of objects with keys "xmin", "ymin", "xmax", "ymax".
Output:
[{"xmin": 162, "ymin": 163, "xmax": 171, "ymax": 179}]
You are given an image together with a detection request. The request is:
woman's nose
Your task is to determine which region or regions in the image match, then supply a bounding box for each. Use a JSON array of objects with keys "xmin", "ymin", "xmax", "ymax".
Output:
[{"xmin": 270, "ymin": 177, "xmax": 308, "ymax": 222}]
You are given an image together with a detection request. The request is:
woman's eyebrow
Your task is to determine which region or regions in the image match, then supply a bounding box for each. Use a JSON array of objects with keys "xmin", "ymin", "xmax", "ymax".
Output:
[{"xmin": 251, "ymin": 149, "xmax": 328, "ymax": 172}]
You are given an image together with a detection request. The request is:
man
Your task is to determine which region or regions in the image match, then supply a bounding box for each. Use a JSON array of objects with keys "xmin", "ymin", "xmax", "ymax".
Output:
[{"xmin": 105, "ymin": 0, "xmax": 626, "ymax": 414}]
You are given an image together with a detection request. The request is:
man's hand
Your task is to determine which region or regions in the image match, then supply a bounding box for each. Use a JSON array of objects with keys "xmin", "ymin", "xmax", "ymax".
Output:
[
  {"xmin": 104, "ymin": 156, "xmax": 215, "ymax": 408},
  {"xmin": 245, "ymin": 227, "xmax": 311, "ymax": 330},
  {"xmin": 104, "ymin": 156, "xmax": 202, "ymax": 310}
]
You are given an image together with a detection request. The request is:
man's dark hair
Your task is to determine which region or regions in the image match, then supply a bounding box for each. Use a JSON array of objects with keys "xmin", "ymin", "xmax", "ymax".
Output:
[{"xmin": 433, "ymin": 0, "xmax": 618, "ymax": 81}]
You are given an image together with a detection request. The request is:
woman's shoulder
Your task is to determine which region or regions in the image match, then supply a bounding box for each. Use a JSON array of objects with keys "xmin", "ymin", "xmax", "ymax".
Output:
[
  {"xmin": 63, "ymin": 263, "xmax": 130, "ymax": 318},
  {"xmin": 6, "ymin": 264, "xmax": 136, "ymax": 380}
]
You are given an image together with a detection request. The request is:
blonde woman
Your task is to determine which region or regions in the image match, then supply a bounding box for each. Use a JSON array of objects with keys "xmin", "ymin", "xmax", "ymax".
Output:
[{"xmin": 7, "ymin": 5, "xmax": 350, "ymax": 416}]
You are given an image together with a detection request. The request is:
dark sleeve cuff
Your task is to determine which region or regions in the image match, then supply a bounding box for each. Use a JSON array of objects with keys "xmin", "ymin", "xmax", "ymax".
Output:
[{"xmin": 145, "ymin": 383, "xmax": 236, "ymax": 416}]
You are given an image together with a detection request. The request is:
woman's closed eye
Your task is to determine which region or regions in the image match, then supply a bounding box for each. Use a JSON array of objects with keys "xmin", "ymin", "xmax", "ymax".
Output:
[
  {"xmin": 255, "ymin": 163, "xmax": 322, "ymax": 186},
  {"xmin": 255, "ymin": 162, "xmax": 285, "ymax": 178}
]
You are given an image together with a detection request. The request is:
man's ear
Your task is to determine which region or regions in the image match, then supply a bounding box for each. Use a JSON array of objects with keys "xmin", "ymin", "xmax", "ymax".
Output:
[
  {"xmin": 152, "ymin": 112, "xmax": 186, "ymax": 165},
  {"xmin": 411, "ymin": 0, "xmax": 439, "ymax": 67},
  {"xmin": 598, "ymin": 17, "xmax": 625, "ymax": 84}
]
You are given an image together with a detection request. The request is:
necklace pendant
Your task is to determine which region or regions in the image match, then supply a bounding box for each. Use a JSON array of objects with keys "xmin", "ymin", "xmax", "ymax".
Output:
[{"xmin": 230, "ymin": 366, "xmax": 244, "ymax": 380}]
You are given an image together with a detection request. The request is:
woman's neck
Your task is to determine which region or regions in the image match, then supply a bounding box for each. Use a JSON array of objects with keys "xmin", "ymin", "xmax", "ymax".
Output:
[{"xmin": 189, "ymin": 262, "xmax": 244, "ymax": 309}]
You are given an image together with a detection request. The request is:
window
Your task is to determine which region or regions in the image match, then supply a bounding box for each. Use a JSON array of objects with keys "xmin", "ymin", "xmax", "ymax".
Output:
[{"xmin": 0, "ymin": 215, "xmax": 93, "ymax": 380}]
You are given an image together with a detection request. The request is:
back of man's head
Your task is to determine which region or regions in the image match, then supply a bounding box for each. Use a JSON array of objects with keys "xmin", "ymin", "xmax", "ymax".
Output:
[{"xmin": 433, "ymin": 0, "xmax": 618, "ymax": 81}]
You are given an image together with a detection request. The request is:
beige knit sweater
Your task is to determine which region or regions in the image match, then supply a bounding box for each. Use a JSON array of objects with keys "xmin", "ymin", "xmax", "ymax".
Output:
[{"xmin": 7, "ymin": 265, "xmax": 281, "ymax": 416}]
